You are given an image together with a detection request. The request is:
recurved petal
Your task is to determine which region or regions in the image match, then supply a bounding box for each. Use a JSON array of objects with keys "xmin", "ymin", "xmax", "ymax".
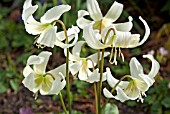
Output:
[
  {"xmin": 106, "ymin": 68, "xmax": 128, "ymax": 88},
  {"xmin": 69, "ymin": 61, "xmax": 82, "ymax": 75},
  {"xmin": 104, "ymin": 1, "xmax": 123, "ymax": 22},
  {"xmin": 85, "ymin": 69, "xmax": 99, "ymax": 83},
  {"xmin": 22, "ymin": 73, "xmax": 34, "ymax": 91},
  {"xmin": 77, "ymin": 17, "xmax": 92, "ymax": 29},
  {"xmin": 143, "ymin": 54, "xmax": 160, "ymax": 78},
  {"xmin": 114, "ymin": 16, "xmax": 133, "ymax": 32},
  {"xmin": 25, "ymin": 22, "xmax": 49, "ymax": 35},
  {"xmin": 27, "ymin": 55, "xmax": 44, "ymax": 66},
  {"xmin": 130, "ymin": 57, "xmax": 144, "ymax": 79},
  {"xmin": 72, "ymin": 41, "xmax": 86, "ymax": 57},
  {"xmin": 37, "ymin": 26, "xmax": 57, "ymax": 48},
  {"xmin": 103, "ymin": 88, "xmax": 115, "ymax": 98},
  {"xmin": 116, "ymin": 87, "xmax": 131, "ymax": 102},
  {"xmin": 87, "ymin": 0, "xmax": 103, "ymax": 21},
  {"xmin": 22, "ymin": 5, "xmax": 38, "ymax": 23},
  {"xmin": 87, "ymin": 52, "xmax": 110, "ymax": 68},
  {"xmin": 23, "ymin": 65, "xmax": 34, "ymax": 77},
  {"xmin": 48, "ymin": 63, "xmax": 66, "ymax": 79},
  {"xmin": 83, "ymin": 24, "xmax": 110, "ymax": 49},
  {"xmin": 78, "ymin": 10, "xmax": 89, "ymax": 18},
  {"xmin": 34, "ymin": 51, "xmax": 52, "ymax": 74},
  {"xmin": 48, "ymin": 77, "xmax": 66, "ymax": 95},
  {"xmin": 40, "ymin": 5, "xmax": 71, "ymax": 23},
  {"xmin": 55, "ymin": 31, "xmax": 78, "ymax": 49},
  {"xmin": 138, "ymin": 16, "xmax": 150, "ymax": 46}
]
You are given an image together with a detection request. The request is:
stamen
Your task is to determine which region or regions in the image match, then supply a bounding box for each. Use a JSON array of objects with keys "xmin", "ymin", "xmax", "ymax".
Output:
[
  {"xmin": 118, "ymin": 47, "xmax": 124, "ymax": 62},
  {"xmin": 33, "ymin": 91, "xmax": 38, "ymax": 100},
  {"xmin": 109, "ymin": 47, "xmax": 117, "ymax": 65}
]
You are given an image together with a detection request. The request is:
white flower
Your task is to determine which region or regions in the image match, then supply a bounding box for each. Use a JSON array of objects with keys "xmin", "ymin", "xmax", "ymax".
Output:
[
  {"xmin": 22, "ymin": 0, "xmax": 79, "ymax": 48},
  {"xmin": 103, "ymin": 54, "xmax": 160, "ymax": 102},
  {"xmin": 77, "ymin": 0, "xmax": 133, "ymax": 31},
  {"xmin": 83, "ymin": 16, "xmax": 150, "ymax": 64},
  {"xmin": 66, "ymin": 41, "xmax": 110, "ymax": 80},
  {"xmin": 22, "ymin": 51, "xmax": 66, "ymax": 96}
]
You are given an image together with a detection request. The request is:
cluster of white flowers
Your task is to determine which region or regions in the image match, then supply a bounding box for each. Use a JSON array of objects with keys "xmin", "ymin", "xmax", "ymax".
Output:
[{"xmin": 22, "ymin": 0, "xmax": 160, "ymax": 103}]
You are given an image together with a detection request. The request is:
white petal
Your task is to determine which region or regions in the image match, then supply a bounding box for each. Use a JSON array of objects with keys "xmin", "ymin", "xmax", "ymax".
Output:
[
  {"xmin": 40, "ymin": 75, "xmax": 53, "ymax": 95},
  {"xmin": 55, "ymin": 32, "xmax": 78, "ymax": 49},
  {"xmin": 72, "ymin": 41, "xmax": 86, "ymax": 57},
  {"xmin": 22, "ymin": 73, "xmax": 34, "ymax": 91},
  {"xmin": 78, "ymin": 10, "xmax": 89, "ymax": 18},
  {"xmin": 116, "ymin": 87, "xmax": 131, "ymax": 102},
  {"xmin": 25, "ymin": 22, "xmax": 49, "ymax": 35},
  {"xmin": 87, "ymin": 52, "xmax": 110, "ymax": 68},
  {"xmin": 23, "ymin": 0, "xmax": 33, "ymax": 9},
  {"xmin": 69, "ymin": 61, "xmax": 82, "ymax": 75},
  {"xmin": 40, "ymin": 5, "xmax": 71, "ymax": 23},
  {"xmin": 27, "ymin": 55, "xmax": 44, "ymax": 66},
  {"xmin": 103, "ymin": 88, "xmax": 115, "ymax": 98},
  {"xmin": 87, "ymin": 0, "xmax": 103, "ymax": 21},
  {"xmin": 23, "ymin": 65, "xmax": 34, "ymax": 77},
  {"xmin": 37, "ymin": 26, "xmax": 57, "ymax": 48},
  {"xmin": 48, "ymin": 63, "xmax": 66, "ymax": 79},
  {"xmin": 114, "ymin": 16, "xmax": 133, "ymax": 31},
  {"xmin": 22, "ymin": 5, "xmax": 38, "ymax": 23},
  {"xmin": 83, "ymin": 24, "xmax": 110, "ymax": 49},
  {"xmin": 106, "ymin": 68, "xmax": 128, "ymax": 88},
  {"xmin": 34, "ymin": 51, "xmax": 52, "ymax": 74},
  {"xmin": 138, "ymin": 16, "xmax": 150, "ymax": 46},
  {"xmin": 48, "ymin": 77, "xmax": 66, "ymax": 95},
  {"xmin": 77, "ymin": 17, "xmax": 92, "ymax": 29},
  {"xmin": 113, "ymin": 31, "xmax": 140, "ymax": 48},
  {"xmin": 133, "ymin": 78, "xmax": 149, "ymax": 92},
  {"xmin": 33, "ymin": 75, "xmax": 43, "ymax": 93},
  {"xmin": 104, "ymin": 1, "xmax": 123, "ymax": 22},
  {"xmin": 78, "ymin": 63, "xmax": 90, "ymax": 80},
  {"xmin": 130, "ymin": 57, "xmax": 144, "ymax": 79},
  {"xmin": 143, "ymin": 54, "xmax": 160, "ymax": 78},
  {"xmin": 139, "ymin": 74, "xmax": 154, "ymax": 87},
  {"xmin": 85, "ymin": 69, "xmax": 99, "ymax": 83}
]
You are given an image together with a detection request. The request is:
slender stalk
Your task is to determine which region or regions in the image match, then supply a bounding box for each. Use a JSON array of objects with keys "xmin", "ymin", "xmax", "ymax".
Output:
[
  {"xmin": 98, "ymin": 49, "xmax": 105, "ymax": 114},
  {"xmin": 87, "ymin": 58, "xmax": 98, "ymax": 114},
  {"xmin": 55, "ymin": 20, "xmax": 71, "ymax": 114},
  {"xmin": 102, "ymin": 75, "xmax": 132, "ymax": 108},
  {"xmin": 59, "ymin": 92, "xmax": 68, "ymax": 114},
  {"xmin": 98, "ymin": 27, "xmax": 116, "ymax": 114},
  {"xmin": 94, "ymin": 83, "xmax": 98, "ymax": 114}
]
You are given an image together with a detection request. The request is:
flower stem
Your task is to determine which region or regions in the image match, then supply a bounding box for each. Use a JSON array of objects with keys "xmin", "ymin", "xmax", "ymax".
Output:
[
  {"xmin": 59, "ymin": 92, "xmax": 68, "ymax": 114},
  {"xmin": 98, "ymin": 49, "xmax": 105, "ymax": 114},
  {"xmin": 55, "ymin": 20, "xmax": 72, "ymax": 114}
]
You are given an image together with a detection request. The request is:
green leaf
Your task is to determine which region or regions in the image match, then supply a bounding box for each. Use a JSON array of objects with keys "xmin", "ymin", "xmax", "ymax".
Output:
[
  {"xmin": 102, "ymin": 103, "xmax": 119, "ymax": 114},
  {"xmin": 10, "ymin": 79, "xmax": 19, "ymax": 91},
  {"xmin": 0, "ymin": 82, "xmax": 8, "ymax": 93},
  {"xmin": 161, "ymin": 97, "xmax": 170, "ymax": 108}
]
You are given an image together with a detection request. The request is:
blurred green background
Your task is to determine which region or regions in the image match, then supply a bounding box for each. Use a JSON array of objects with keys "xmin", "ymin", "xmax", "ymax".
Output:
[{"xmin": 0, "ymin": 0, "xmax": 170, "ymax": 114}]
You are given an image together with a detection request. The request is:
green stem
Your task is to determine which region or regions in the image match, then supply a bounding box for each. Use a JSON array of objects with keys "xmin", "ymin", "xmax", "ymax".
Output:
[
  {"xmin": 102, "ymin": 75, "xmax": 132, "ymax": 108},
  {"xmin": 98, "ymin": 27, "xmax": 116, "ymax": 114},
  {"xmin": 59, "ymin": 92, "xmax": 68, "ymax": 114},
  {"xmin": 98, "ymin": 49, "xmax": 105, "ymax": 114},
  {"xmin": 55, "ymin": 20, "xmax": 71, "ymax": 114}
]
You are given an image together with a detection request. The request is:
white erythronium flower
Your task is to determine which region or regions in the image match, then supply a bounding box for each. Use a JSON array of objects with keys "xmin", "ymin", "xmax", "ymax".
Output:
[
  {"xmin": 77, "ymin": 0, "xmax": 133, "ymax": 31},
  {"xmin": 103, "ymin": 54, "xmax": 160, "ymax": 102},
  {"xmin": 65, "ymin": 41, "xmax": 110, "ymax": 80},
  {"xmin": 22, "ymin": 51, "xmax": 66, "ymax": 96},
  {"xmin": 83, "ymin": 16, "xmax": 150, "ymax": 64},
  {"xmin": 22, "ymin": 0, "xmax": 78, "ymax": 48}
]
